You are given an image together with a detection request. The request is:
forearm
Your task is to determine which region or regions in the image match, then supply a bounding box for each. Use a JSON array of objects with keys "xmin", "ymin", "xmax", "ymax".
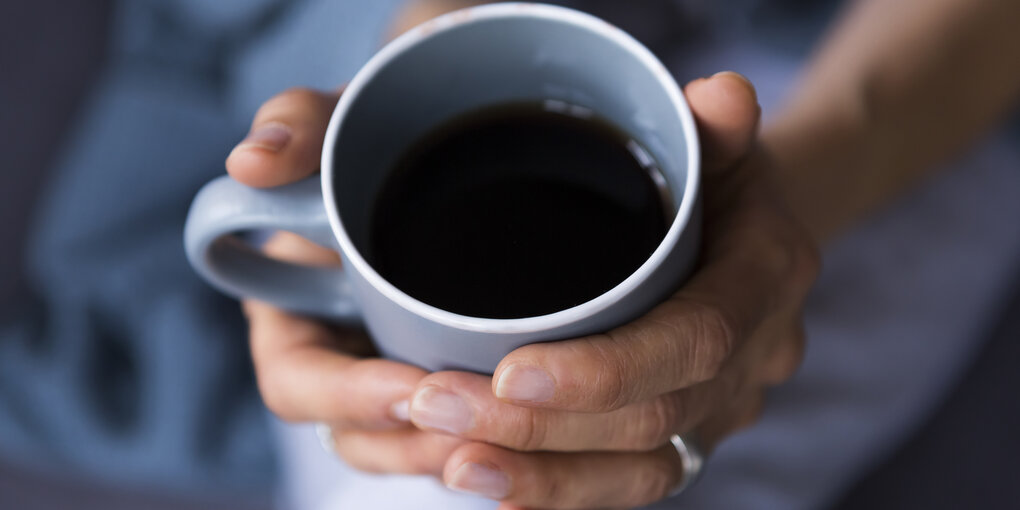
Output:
[{"xmin": 764, "ymin": 0, "xmax": 1020, "ymax": 242}]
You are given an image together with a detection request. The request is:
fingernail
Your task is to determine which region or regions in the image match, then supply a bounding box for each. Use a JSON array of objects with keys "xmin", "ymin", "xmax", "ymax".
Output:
[
  {"xmin": 390, "ymin": 400, "xmax": 410, "ymax": 422},
  {"xmin": 238, "ymin": 122, "xmax": 292, "ymax": 152},
  {"xmin": 495, "ymin": 364, "xmax": 555, "ymax": 403},
  {"xmin": 448, "ymin": 463, "xmax": 510, "ymax": 500},
  {"xmin": 410, "ymin": 386, "xmax": 474, "ymax": 434},
  {"xmin": 711, "ymin": 71, "xmax": 758, "ymax": 102}
]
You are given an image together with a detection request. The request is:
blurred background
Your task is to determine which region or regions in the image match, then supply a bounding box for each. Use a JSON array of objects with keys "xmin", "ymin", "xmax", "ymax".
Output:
[{"xmin": 1, "ymin": 1, "xmax": 1017, "ymax": 509}]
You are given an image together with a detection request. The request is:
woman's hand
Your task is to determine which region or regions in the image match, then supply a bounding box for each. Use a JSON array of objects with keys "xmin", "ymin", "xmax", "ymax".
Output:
[
  {"xmin": 227, "ymin": 88, "xmax": 466, "ymax": 476},
  {"xmin": 403, "ymin": 73, "xmax": 820, "ymax": 510}
]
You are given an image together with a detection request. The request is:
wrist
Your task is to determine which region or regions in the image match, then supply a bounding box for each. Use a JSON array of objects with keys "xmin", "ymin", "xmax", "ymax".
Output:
[{"xmin": 761, "ymin": 83, "xmax": 876, "ymax": 243}]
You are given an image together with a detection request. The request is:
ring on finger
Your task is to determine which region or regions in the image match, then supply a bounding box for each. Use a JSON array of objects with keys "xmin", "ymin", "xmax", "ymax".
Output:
[{"xmin": 668, "ymin": 434, "xmax": 706, "ymax": 497}]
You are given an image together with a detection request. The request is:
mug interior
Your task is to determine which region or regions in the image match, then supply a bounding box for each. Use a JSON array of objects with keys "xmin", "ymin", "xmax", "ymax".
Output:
[{"xmin": 330, "ymin": 8, "xmax": 692, "ymax": 255}]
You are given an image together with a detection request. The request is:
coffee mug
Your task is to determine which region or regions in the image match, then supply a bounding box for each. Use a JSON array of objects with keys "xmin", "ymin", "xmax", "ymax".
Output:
[{"xmin": 184, "ymin": 3, "xmax": 701, "ymax": 374}]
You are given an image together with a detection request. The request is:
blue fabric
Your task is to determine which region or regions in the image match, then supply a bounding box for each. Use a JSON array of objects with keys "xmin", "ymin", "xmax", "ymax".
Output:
[{"xmin": 0, "ymin": 0, "xmax": 399, "ymax": 497}]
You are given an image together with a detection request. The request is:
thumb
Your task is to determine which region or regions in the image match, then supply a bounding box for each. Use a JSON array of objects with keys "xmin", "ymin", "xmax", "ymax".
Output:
[
  {"xmin": 226, "ymin": 87, "xmax": 342, "ymax": 188},
  {"xmin": 684, "ymin": 71, "xmax": 761, "ymax": 174}
]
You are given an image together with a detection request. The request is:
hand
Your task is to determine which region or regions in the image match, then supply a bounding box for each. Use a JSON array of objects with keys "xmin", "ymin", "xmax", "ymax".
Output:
[
  {"xmin": 227, "ymin": 88, "xmax": 465, "ymax": 476},
  {"xmin": 224, "ymin": 0, "xmax": 489, "ymax": 478},
  {"xmin": 401, "ymin": 72, "xmax": 820, "ymax": 510},
  {"xmin": 226, "ymin": 71, "xmax": 819, "ymax": 509}
]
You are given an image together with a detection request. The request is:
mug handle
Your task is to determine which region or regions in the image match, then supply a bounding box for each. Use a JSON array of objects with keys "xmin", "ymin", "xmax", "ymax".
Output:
[{"xmin": 184, "ymin": 175, "xmax": 360, "ymax": 322}]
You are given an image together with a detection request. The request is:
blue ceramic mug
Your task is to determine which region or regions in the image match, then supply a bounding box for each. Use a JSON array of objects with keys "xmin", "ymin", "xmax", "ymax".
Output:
[{"xmin": 184, "ymin": 3, "xmax": 701, "ymax": 373}]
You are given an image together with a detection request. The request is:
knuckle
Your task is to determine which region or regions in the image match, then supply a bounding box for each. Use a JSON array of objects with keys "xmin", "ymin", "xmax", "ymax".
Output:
[
  {"xmin": 630, "ymin": 456, "xmax": 678, "ymax": 505},
  {"xmin": 690, "ymin": 301, "xmax": 738, "ymax": 382},
  {"xmin": 513, "ymin": 410, "xmax": 549, "ymax": 451},
  {"xmin": 583, "ymin": 336, "xmax": 633, "ymax": 412},
  {"xmin": 539, "ymin": 473, "xmax": 568, "ymax": 506},
  {"xmin": 630, "ymin": 396, "xmax": 682, "ymax": 450}
]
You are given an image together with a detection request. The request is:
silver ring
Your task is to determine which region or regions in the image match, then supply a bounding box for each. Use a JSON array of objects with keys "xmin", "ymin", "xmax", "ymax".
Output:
[
  {"xmin": 668, "ymin": 434, "xmax": 705, "ymax": 497},
  {"xmin": 316, "ymin": 423, "xmax": 337, "ymax": 455}
]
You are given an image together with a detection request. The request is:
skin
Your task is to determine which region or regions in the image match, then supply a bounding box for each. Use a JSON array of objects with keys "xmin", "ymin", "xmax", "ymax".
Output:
[
  {"xmin": 235, "ymin": 74, "xmax": 812, "ymax": 510},
  {"xmin": 226, "ymin": 0, "xmax": 1020, "ymax": 508},
  {"xmin": 766, "ymin": 0, "xmax": 1020, "ymax": 241}
]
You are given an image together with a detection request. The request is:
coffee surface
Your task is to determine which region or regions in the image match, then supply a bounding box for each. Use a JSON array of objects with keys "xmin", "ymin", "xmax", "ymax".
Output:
[{"xmin": 367, "ymin": 102, "xmax": 670, "ymax": 319}]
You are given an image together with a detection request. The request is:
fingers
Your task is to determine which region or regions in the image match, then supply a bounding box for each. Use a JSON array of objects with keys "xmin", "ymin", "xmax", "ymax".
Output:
[
  {"xmin": 249, "ymin": 232, "xmax": 454, "ymax": 483},
  {"xmin": 247, "ymin": 232, "xmax": 426, "ymax": 429},
  {"xmin": 492, "ymin": 178, "xmax": 817, "ymax": 414},
  {"xmin": 436, "ymin": 388, "xmax": 766, "ymax": 509},
  {"xmin": 410, "ymin": 370, "xmax": 740, "ymax": 453},
  {"xmin": 489, "ymin": 284, "xmax": 795, "ymax": 417},
  {"xmin": 491, "ymin": 259, "xmax": 808, "ymax": 413},
  {"xmin": 484, "ymin": 73, "xmax": 775, "ymax": 415},
  {"xmin": 443, "ymin": 442, "xmax": 684, "ymax": 510},
  {"xmin": 684, "ymin": 71, "xmax": 761, "ymax": 174},
  {"xmin": 258, "ymin": 232, "xmax": 373, "ymax": 358},
  {"xmin": 224, "ymin": 74, "xmax": 758, "ymax": 187},
  {"xmin": 262, "ymin": 230, "xmax": 342, "ymax": 266},
  {"xmin": 491, "ymin": 285, "xmax": 752, "ymax": 412},
  {"xmin": 226, "ymin": 87, "xmax": 341, "ymax": 188},
  {"xmin": 247, "ymin": 301, "xmax": 424, "ymax": 429},
  {"xmin": 328, "ymin": 428, "xmax": 465, "ymax": 476},
  {"xmin": 435, "ymin": 388, "xmax": 766, "ymax": 510}
]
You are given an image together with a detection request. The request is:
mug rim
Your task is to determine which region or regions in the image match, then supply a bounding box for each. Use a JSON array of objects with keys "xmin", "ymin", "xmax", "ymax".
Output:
[{"xmin": 321, "ymin": 2, "xmax": 701, "ymax": 334}]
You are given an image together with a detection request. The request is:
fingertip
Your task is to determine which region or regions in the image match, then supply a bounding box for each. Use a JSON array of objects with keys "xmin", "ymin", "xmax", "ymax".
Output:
[
  {"xmin": 493, "ymin": 363, "xmax": 555, "ymax": 405},
  {"xmin": 492, "ymin": 345, "xmax": 550, "ymax": 399},
  {"xmin": 415, "ymin": 371, "xmax": 492, "ymax": 403},
  {"xmin": 418, "ymin": 370, "xmax": 490, "ymax": 390},
  {"xmin": 443, "ymin": 442, "xmax": 489, "ymax": 482},
  {"xmin": 684, "ymin": 70, "xmax": 760, "ymax": 126},
  {"xmin": 226, "ymin": 87, "xmax": 341, "ymax": 188},
  {"xmin": 226, "ymin": 120, "xmax": 298, "ymax": 187},
  {"xmin": 685, "ymin": 70, "xmax": 762, "ymax": 172},
  {"xmin": 495, "ymin": 340, "xmax": 623, "ymax": 412},
  {"xmin": 711, "ymin": 71, "xmax": 758, "ymax": 105},
  {"xmin": 239, "ymin": 121, "xmax": 293, "ymax": 152},
  {"xmin": 444, "ymin": 443, "xmax": 512, "ymax": 500},
  {"xmin": 408, "ymin": 372, "xmax": 492, "ymax": 436},
  {"xmin": 335, "ymin": 359, "xmax": 429, "ymax": 427},
  {"xmin": 225, "ymin": 139, "xmax": 293, "ymax": 188}
]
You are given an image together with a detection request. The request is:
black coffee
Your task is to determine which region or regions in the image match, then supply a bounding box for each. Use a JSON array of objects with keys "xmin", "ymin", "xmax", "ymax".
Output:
[{"xmin": 367, "ymin": 102, "xmax": 671, "ymax": 319}]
